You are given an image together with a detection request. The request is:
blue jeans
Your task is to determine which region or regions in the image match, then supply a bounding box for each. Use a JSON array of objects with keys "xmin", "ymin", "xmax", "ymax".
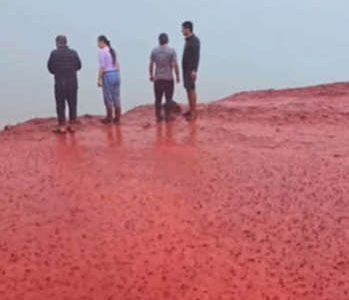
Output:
[{"xmin": 103, "ymin": 70, "xmax": 121, "ymax": 108}]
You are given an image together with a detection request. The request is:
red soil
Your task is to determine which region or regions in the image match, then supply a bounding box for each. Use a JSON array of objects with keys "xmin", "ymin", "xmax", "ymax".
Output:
[{"xmin": 0, "ymin": 83, "xmax": 348, "ymax": 300}]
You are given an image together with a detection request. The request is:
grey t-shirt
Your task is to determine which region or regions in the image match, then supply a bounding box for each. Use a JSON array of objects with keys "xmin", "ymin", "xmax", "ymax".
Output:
[{"xmin": 151, "ymin": 45, "xmax": 177, "ymax": 81}]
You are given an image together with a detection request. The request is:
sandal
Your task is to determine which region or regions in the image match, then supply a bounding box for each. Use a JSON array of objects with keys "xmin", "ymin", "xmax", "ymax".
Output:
[{"xmin": 53, "ymin": 127, "xmax": 67, "ymax": 134}]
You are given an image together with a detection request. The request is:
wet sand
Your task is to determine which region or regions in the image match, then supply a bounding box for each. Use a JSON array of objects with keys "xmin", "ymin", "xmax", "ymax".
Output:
[{"xmin": 0, "ymin": 83, "xmax": 348, "ymax": 300}]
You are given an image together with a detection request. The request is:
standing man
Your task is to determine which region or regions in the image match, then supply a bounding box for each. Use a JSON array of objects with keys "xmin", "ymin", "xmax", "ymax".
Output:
[
  {"xmin": 48, "ymin": 35, "xmax": 82, "ymax": 133},
  {"xmin": 182, "ymin": 21, "xmax": 200, "ymax": 121},
  {"xmin": 149, "ymin": 33, "xmax": 180, "ymax": 122}
]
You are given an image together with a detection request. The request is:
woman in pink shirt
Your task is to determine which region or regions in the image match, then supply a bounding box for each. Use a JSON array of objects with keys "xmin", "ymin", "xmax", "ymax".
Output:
[{"xmin": 97, "ymin": 35, "xmax": 121, "ymax": 124}]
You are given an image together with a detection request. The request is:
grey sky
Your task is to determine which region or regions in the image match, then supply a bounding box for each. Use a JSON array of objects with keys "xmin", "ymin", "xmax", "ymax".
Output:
[{"xmin": 1, "ymin": 0, "xmax": 349, "ymax": 126}]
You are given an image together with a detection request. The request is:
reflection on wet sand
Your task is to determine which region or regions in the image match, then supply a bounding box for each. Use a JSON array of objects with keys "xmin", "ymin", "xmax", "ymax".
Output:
[
  {"xmin": 54, "ymin": 133, "xmax": 84, "ymax": 167},
  {"xmin": 188, "ymin": 120, "xmax": 197, "ymax": 145},
  {"xmin": 105, "ymin": 125, "xmax": 123, "ymax": 146},
  {"xmin": 155, "ymin": 120, "xmax": 198, "ymax": 146},
  {"xmin": 156, "ymin": 122, "xmax": 174, "ymax": 146}
]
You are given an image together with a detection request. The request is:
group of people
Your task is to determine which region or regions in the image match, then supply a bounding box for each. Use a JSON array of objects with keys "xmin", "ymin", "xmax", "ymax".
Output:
[{"xmin": 47, "ymin": 21, "xmax": 200, "ymax": 133}]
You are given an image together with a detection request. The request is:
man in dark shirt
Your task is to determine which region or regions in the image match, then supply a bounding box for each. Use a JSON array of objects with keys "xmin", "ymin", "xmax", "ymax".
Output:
[
  {"xmin": 182, "ymin": 21, "xmax": 200, "ymax": 121},
  {"xmin": 47, "ymin": 35, "xmax": 82, "ymax": 133}
]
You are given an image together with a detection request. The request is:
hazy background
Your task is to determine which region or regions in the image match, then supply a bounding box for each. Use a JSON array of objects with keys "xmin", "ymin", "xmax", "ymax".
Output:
[{"xmin": 1, "ymin": 0, "xmax": 349, "ymax": 126}]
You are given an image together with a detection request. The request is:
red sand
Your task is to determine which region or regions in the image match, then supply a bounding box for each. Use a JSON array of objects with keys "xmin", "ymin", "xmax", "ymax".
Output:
[{"xmin": 0, "ymin": 83, "xmax": 348, "ymax": 300}]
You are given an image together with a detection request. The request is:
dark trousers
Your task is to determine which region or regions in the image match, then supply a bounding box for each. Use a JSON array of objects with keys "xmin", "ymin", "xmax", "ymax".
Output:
[
  {"xmin": 54, "ymin": 80, "xmax": 78, "ymax": 125},
  {"xmin": 154, "ymin": 79, "xmax": 174, "ymax": 119}
]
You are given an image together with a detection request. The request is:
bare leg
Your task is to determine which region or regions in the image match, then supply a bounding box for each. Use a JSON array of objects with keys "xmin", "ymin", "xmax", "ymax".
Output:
[
  {"xmin": 189, "ymin": 90, "xmax": 197, "ymax": 114},
  {"xmin": 184, "ymin": 90, "xmax": 197, "ymax": 120}
]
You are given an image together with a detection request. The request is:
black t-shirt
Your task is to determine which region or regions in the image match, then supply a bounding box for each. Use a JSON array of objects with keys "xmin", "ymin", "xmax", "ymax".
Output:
[{"xmin": 182, "ymin": 35, "xmax": 200, "ymax": 72}]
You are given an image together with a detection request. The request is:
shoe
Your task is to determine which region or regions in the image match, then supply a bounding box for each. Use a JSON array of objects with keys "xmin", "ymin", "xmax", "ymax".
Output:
[{"xmin": 53, "ymin": 127, "xmax": 67, "ymax": 134}]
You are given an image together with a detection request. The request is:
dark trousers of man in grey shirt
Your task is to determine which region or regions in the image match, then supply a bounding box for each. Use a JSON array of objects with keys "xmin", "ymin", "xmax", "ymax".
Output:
[{"xmin": 154, "ymin": 79, "xmax": 174, "ymax": 121}]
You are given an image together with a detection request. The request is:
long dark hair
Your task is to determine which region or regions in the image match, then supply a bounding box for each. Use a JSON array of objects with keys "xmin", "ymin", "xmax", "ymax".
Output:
[{"xmin": 98, "ymin": 35, "xmax": 116, "ymax": 65}]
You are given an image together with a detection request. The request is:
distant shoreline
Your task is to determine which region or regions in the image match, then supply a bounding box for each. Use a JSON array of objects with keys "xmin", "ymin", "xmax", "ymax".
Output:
[{"xmin": 1, "ymin": 81, "xmax": 349, "ymax": 132}]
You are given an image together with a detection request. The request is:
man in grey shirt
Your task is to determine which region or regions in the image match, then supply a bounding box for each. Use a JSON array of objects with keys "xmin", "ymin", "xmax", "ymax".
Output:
[{"xmin": 149, "ymin": 33, "xmax": 180, "ymax": 122}]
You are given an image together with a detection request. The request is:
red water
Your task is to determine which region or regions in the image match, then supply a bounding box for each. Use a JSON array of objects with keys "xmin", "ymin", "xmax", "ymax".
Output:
[{"xmin": 0, "ymin": 83, "xmax": 348, "ymax": 299}]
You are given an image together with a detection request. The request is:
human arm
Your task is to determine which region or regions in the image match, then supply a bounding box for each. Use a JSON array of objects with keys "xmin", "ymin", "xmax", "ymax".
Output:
[
  {"xmin": 191, "ymin": 39, "xmax": 201, "ymax": 80},
  {"xmin": 172, "ymin": 51, "xmax": 180, "ymax": 83},
  {"xmin": 47, "ymin": 51, "xmax": 55, "ymax": 74},
  {"xmin": 174, "ymin": 62, "xmax": 180, "ymax": 83},
  {"xmin": 97, "ymin": 69, "xmax": 104, "ymax": 87},
  {"xmin": 149, "ymin": 50, "xmax": 155, "ymax": 82},
  {"xmin": 97, "ymin": 50, "xmax": 105, "ymax": 87},
  {"xmin": 74, "ymin": 51, "xmax": 82, "ymax": 71},
  {"xmin": 149, "ymin": 60, "xmax": 155, "ymax": 82}
]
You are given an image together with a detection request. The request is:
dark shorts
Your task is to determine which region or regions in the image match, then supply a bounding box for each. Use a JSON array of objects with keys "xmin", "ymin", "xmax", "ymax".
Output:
[{"xmin": 183, "ymin": 71, "xmax": 196, "ymax": 91}]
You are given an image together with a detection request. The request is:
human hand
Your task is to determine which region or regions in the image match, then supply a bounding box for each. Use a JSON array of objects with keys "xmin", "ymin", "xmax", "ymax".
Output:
[
  {"xmin": 191, "ymin": 71, "xmax": 197, "ymax": 81},
  {"xmin": 150, "ymin": 75, "xmax": 154, "ymax": 82},
  {"xmin": 97, "ymin": 78, "xmax": 103, "ymax": 87}
]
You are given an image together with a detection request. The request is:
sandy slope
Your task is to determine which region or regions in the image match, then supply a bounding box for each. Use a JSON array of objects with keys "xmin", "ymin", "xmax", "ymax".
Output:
[{"xmin": 0, "ymin": 83, "xmax": 348, "ymax": 300}]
